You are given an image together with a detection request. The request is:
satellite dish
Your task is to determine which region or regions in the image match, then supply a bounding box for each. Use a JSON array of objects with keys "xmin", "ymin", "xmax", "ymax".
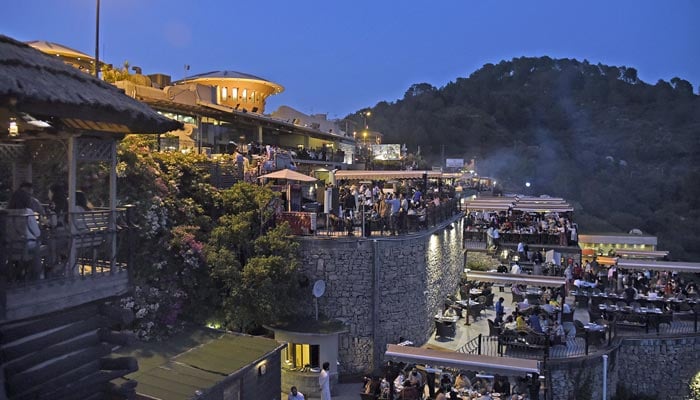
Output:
[{"xmin": 312, "ymin": 280, "xmax": 326, "ymax": 298}]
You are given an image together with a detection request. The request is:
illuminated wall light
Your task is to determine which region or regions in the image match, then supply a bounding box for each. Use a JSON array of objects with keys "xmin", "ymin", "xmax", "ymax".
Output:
[{"xmin": 8, "ymin": 118, "xmax": 19, "ymax": 137}]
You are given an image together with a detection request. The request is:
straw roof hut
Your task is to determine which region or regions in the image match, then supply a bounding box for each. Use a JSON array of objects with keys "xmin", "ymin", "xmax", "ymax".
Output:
[
  {"xmin": 0, "ymin": 34, "xmax": 180, "ymax": 400},
  {"xmin": 0, "ymin": 34, "xmax": 181, "ymax": 136}
]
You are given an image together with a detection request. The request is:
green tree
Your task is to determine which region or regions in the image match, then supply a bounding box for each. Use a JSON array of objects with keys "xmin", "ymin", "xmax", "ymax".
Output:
[{"xmin": 206, "ymin": 183, "xmax": 303, "ymax": 332}]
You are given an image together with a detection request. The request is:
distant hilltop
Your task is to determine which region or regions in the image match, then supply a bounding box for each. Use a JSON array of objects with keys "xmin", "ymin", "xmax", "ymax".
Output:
[{"xmin": 358, "ymin": 56, "xmax": 699, "ymax": 260}]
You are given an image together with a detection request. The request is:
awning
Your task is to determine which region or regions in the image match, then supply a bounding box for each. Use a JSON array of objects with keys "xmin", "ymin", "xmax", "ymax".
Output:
[
  {"xmin": 465, "ymin": 203, "xmax": 514, "ymax": 211},
  {"xmin": 596, "ymin": 256, "xmax": 618, "ymax": 266},
  {"xmin": 258, "ymin": 168, "xmax": 317, "ymax": 182},
  {"xmin": 334, "ymin": 170, "xmax": 442, "ymax": 181},
  {"xmin": 464, "ymin": 271, "xmax": 566, "ymax": 288},
  {"xmin": 513, "ymin": 206, "xmax": 574, "ymax": 213},
  {"xmin": 613, "ymin": 250, "xmax": 669, "ymax": 259},
  {"xmin": 385, "ymin": 344, "xmax": 539, "ymax": 376},
  {"xmin": 616, "ymin": 259, "xmax": 700, "ymax": 273},
  {"xmin": 464, "ymin": 197, "xmax": 517, "ymax": 211}
]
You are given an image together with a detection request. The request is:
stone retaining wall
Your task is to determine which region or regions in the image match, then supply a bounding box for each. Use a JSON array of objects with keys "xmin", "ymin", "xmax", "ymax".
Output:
[
  {"xmin": 549, "ymin": 335, "xmax": 700, "ymax": 400},
  {"xmin": 297, "ymin": 216, "xmax": 464, "ymax": 375}
]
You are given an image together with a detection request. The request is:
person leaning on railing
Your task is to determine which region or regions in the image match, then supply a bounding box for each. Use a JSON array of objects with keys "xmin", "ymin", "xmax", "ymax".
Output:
[{"xmin": 4, "ymin": 189, "xmax": 43, "ymax": 280}]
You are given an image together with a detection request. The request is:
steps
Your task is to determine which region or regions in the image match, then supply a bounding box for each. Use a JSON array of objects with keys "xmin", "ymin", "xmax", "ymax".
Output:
[{"xmin": 0, "ymin": 303, "xmax": 137, "ymax": 400}]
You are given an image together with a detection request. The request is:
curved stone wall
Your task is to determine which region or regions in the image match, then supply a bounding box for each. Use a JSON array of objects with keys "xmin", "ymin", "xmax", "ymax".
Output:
[
  {"xmin": 548, "ymin": 334, "xmax": 700, "ymax": 400},
  {"xmin": 297, "ymin": 217, "xmax": 464, "ymax": 375}
]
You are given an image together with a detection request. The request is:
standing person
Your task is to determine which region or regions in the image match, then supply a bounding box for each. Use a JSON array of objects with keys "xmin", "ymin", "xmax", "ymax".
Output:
[
  {"xmin": 319, "ymin": 361, "xmax": 331, "ymax": 400},
  {"xmin": 495, "ymin": 297, "xmax": 506, "ymax": 322},
  {"xmin": 18, "ymin": 182, "xmax": 45, "ymax": 217}
]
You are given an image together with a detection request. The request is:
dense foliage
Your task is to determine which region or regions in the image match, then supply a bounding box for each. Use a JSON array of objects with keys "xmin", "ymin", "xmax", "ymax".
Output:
[
  {"xmin": 350, "ymin": 57, "xmax": 700, "ymax": 260},
  {"xmin": 112, "ymin": 136, "xmax": 305, "ymax": 339}
]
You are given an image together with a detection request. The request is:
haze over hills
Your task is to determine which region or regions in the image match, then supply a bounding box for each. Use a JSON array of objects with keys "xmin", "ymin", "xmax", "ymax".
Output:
[{"xmin": 352, "ymin": 56, "xmax": 700, "ymax": 260}]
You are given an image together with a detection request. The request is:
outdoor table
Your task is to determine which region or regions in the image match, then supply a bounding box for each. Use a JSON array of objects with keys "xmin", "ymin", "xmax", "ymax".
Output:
[
  {"xmin": 583, "ymin": 322, "xmax": 607, "ymax": 354},
  {"xmin": 434, "ymin": 314, "xmax": 459, "ymax": 323}
]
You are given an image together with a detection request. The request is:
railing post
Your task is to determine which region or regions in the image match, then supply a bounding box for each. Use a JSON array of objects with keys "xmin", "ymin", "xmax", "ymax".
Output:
[
  {"xmin": 477, "ymin": 334, "xmax": 482, "ymax": 355},
  {"xmin": 124, "ymin": 204, "xmax": 136, "ymax": 275}
]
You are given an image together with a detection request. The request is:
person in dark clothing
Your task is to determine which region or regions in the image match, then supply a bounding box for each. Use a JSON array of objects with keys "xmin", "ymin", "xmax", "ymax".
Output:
[{"xmin": 624, "ymin": 284, "xmax": 637, "ymax": 304}]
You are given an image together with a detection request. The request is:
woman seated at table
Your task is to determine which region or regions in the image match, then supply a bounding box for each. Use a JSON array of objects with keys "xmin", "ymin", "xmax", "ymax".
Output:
[
  {"xmin": 472, "ymin": 377, "xmax": 492, "ymax": 393},
  {"xmin": 454, "ymin": 372, "xmax": 472, "ymax": 391},
  {"xmin": 443, "ymin": 305, "xmax": 457, "ymax": 318},
  {"xmin": 539, "ymin": 314, "xmax": 550, "ymax": 332},
  {"xmin": 503, "ymin": 315, "xmax": 517, "ymax": 331},
  {"xmin": 394, "ymin": 371, "xmax": 406, "ymax": 389},
  {"xmin": 492, "ymin": 375, "xmax": 511, "ymax": 395},
  {"xmin": 439, "ymin": 373, "xmax": 453, "ymax": 395},
  {"xmin": 550, "ymin": 320, "xmax": 566, "ymax": 345},
  {"xmin": 515, "ymin": 312, "xmax": 529, "ymax": 331},
  {"xmin": 398, "ymin": 380, "xmax": 420, "ymax": 400}
]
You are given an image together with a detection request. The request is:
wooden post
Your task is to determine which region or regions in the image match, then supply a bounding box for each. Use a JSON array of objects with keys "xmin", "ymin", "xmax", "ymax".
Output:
[{"xmin": 109, "ymin": 140, "xmax": 117, "ymax": 273}]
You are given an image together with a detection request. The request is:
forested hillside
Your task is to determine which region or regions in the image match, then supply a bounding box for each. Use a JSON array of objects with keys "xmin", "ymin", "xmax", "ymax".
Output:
[{"xmin": 350, "ymin": 57, "xmax": 700, "ymax": 260}]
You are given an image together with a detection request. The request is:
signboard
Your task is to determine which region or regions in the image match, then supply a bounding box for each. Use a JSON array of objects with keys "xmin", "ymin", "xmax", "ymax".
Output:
[
  {"xmin": 371, "ymin": 144, "xmax": 401, "ymax": 161},
  {"xmin": 279, "ymin": 212, "xmax": 316, "ymax": 235},
  {"xmin": 446, "ymin": 158, "xmax": 465, "ymax": 168}
]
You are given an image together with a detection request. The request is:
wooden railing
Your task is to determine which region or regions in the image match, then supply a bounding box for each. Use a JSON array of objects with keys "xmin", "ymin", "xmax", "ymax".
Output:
[{"xmin": 4, "ymin": 208, "xmax": 131, "ymax": 281}]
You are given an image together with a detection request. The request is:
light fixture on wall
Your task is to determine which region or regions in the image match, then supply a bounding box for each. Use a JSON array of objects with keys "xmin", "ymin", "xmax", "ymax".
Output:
[{"xmin": 8, "ymin": 117, "xmax": 19, "ymax": 137}]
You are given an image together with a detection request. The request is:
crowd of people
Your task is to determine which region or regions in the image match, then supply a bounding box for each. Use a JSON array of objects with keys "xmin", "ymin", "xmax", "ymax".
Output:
[
  {"xmin": 358, "ymin": 360, "xmax": 541, "ymax": 399},
  {"xmin": 332, "ymin": 181, "xmax": 457, "ymax": 236},
  {"xmin": 465, "ymin": 210, "xmax": 578, "ymax": 248}
]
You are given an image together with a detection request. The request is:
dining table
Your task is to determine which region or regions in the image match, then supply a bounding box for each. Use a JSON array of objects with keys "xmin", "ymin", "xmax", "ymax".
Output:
[{"xmin": 435, "ymin": 314, "xmax": 459, "ymax": 323}]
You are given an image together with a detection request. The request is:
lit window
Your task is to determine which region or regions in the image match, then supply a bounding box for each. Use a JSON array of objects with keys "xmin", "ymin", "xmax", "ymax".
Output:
[
  {"xmin": 232, "ymin": 87, "xmax": 238, "ymax": 100},
  {"xmin": 242, "ymin": 89, "xmax": 247, "ymax": 102},
  {"xmin": 221, "ymin": 87, "xmax": 228, "ymax": 101},
  {"xmin": 286, "ymin": 343, "xmax": 320, "ymax": 369},
  {"xmin": 251, "ymin": 91, "xmax": 256, "ymax": 102}
]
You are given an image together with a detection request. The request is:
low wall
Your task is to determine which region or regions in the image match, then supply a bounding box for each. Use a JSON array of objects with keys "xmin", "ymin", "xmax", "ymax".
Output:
[
  {"xmin": 549, "ymin": 334, "xmax": 700, "ymax": 400},
  {"xmin": 297, "ymin": 216, "xmax": 464, "ymax": 376}
]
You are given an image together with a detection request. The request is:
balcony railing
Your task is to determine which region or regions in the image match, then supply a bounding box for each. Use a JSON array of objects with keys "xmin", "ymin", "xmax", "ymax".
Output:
[
  {"xmin": 0, "ymin": 207, "xmax": 134, "ymax": 321},
  {"xmin": 289, "ymin": 199, "xmax": 460, "ymax": 237}
]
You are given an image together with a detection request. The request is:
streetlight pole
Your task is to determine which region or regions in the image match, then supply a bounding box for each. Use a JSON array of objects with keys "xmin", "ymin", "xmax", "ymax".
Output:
[{"xmin": 94, "ymin": 0, "xmax": 101, "ymax": 78}]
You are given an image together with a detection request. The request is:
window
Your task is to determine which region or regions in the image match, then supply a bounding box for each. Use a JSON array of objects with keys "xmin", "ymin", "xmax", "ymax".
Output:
[
  {"xmin": 232, "ymin": 87, "xmax": 238, "ymax": 100},
  {"xmin": 242, "ymin": 89, "xmax": 247, "ymax": 102},
  {"xmin": 221, "ymin": 87, "xmax": 228, "ymax": 101},
  {"xmin": 251, "ymin": 91, "xmax": 256, "ymax": 102},
  {"xmin": 286, "ymin": 343, "xmax": 319, "ymax": 369}
]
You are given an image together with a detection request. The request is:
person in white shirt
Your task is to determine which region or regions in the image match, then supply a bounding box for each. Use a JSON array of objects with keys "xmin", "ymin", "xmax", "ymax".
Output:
[
  {"xmin": 510, "ymin": 262, "xmax": 522, "ymax": 274},
  {"xmin": 288, "ymin": 386, "xmax": 305, "ymax": 400},
  {"xmin": 319, "ymin": 362, "xmax": 331, "ymax": 400}
]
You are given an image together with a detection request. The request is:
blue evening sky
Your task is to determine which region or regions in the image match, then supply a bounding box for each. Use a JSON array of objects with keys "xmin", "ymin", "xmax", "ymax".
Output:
[{"xmin": 3, "ymin": 0, "xmax": 698, "ymax": 118}]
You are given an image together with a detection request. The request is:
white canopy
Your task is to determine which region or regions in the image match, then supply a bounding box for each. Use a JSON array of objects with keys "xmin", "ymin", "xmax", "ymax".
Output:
[
  {"xmin": 334, "ymin": 170, "xmax": 443, "ymax": 181},
  {"xmin": 465, "ymin": 271, "xmax": 566, "ymax": 288},
  {"xmin": 258, "ymin": 168, "xmax": 317, "ymax": 182},
  {"xmin": 385, "ymin": 344, "xmax": 540, "ymax": 376},
  {"xmin": 616, "ymin": 259, "xmax": 700, "ymax": 273}
]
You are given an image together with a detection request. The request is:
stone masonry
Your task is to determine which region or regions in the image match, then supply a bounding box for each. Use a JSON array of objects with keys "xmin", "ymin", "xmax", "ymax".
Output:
[
  {"xmin": 549, "ymin": 335, "xmax": 700, "ymax": 400},
  {"xmin": 297, "ymin": 216, "xmax": 465, "ymax": 375}
]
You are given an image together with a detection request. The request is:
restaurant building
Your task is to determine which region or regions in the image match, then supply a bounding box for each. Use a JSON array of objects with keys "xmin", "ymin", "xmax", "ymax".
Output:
[{"xmin": 28, "ymin": 41, "xmax": 358, "ymax": 169}]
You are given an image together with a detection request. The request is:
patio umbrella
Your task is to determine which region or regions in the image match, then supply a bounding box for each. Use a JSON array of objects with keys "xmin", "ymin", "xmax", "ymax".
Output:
[{"xmin": 258, "ymin": 169, "xmax": 317, "ymax": 182}]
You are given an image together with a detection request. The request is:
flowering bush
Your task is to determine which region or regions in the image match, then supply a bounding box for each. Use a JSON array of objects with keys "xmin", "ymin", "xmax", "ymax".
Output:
[
  {"xmin": 113, "ymin": 135, "xmax": 303, "ymax": 338},
  {"xmin": 120, "ymin": 284, "xmax": 187, "ymax": 341}
]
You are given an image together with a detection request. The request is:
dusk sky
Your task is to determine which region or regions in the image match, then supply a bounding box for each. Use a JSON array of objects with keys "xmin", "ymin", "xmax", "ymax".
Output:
[{"xmin": 4, "ymin": 0, "xmax": 698, "ymax": 119}]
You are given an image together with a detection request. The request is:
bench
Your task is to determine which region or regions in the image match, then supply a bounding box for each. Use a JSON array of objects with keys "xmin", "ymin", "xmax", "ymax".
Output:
[{"xmin": 70, "ymin": 210, "xmax": 113, "ymax": 273}]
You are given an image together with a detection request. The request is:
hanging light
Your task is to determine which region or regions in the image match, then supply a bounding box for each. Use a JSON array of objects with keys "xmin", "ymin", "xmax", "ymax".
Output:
[{"xmin": 8, "ymin": 117, "xmax": 19, "ymax": 137}]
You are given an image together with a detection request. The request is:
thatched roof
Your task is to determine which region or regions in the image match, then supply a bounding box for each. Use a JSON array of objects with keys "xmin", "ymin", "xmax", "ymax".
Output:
[{"xmin": 0, "ymin": 35, "xmax": 181, "ymax": 134}]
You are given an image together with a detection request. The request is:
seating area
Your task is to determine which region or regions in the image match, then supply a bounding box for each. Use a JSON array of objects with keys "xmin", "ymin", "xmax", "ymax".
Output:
[{"xmin": 427, "ymin": 282, "xmax": 699, "ymax": 363}]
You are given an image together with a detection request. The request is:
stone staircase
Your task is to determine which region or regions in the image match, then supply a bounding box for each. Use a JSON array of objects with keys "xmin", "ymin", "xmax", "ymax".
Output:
[{"xmin": 0, "ymin": 303, "xmax": 137, "ymax": 400}]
